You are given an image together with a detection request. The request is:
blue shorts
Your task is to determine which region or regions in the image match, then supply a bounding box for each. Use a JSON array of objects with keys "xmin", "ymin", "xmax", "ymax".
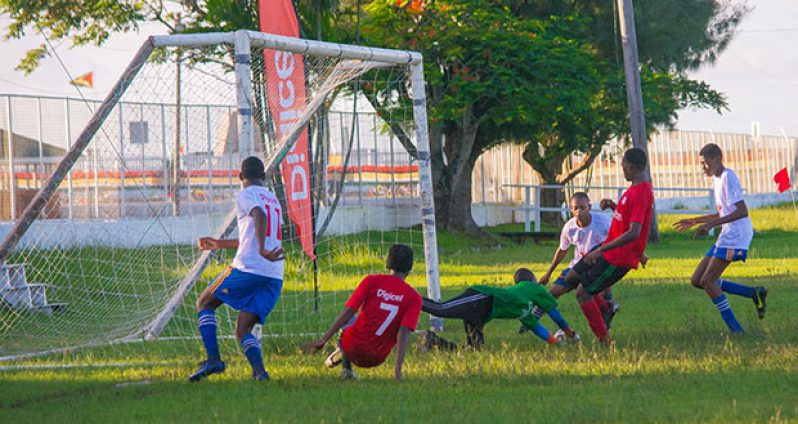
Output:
[
  {"xmin": 705, "ymin": 244, "xmax": 747, "ymax": 262},
  {"xmin": 553, "ymin": 268, "xmax": 571, "ymax": 288},
  {"xmin": 209, "ymin": 267, "xmax": 283, "ymax": 324}
]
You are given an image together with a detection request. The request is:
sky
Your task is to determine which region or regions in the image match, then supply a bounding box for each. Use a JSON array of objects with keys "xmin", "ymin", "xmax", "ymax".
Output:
[{"xmin": 0, "ymin": 0, "xmax": 796, "ymax": 136}]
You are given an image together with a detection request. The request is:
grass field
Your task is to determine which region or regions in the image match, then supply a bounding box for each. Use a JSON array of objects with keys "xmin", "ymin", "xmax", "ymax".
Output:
[{"xmin": 2, "ymin": 204, "xmax": 798, "ymax": 422}]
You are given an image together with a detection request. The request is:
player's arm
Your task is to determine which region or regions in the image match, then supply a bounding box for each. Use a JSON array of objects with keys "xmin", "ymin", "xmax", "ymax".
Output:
[
  {"xmin": 198, "ymin": 237, "xmax": 238, "ymax": 250},
  {"xmin": 394, "ymin": 326, "xmax": 411, "ymax": 382},
  {"xmin": 302, "ymin": 307, "xmax": 357, "ymax": 353},
  {"xmin": 694, "ymin": 200, "xmax": 748, "ymax": 236},
  {"xmin": 584, "ymin": 222, "xmax": 642, "ymax": 265},
  {"xmin": 540, "ymin": 248, "xmax": 569, "ymax": 285},
  {"xmin": 673, "ymin": 213, "xmax": 719, "ymax": 232},
  {"xmin": 251, "ymin": 207, "xmax": 284, "ymax": 262}
]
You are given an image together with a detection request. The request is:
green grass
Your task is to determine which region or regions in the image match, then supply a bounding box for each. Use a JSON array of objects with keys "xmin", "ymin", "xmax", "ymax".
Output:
[{"xmin": 2, "ymin": 204, "xmax": 798, "ymax": 422}]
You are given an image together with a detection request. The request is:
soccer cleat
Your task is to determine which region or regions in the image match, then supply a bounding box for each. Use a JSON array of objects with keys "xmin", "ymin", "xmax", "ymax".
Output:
[
  {"xmin": 253, "ymin": 370, "xmax": 270, "ymax": 381},
  {"xmin": 518, "ymin": 324, "xmax": 528, "ymax": 334},
  {"xmin": 341, "ymin": 368, "xmax": 360, "ymax": 381},
  {"xmin": 753, "ymin": 286, "xmax": 768, "ymax": 319},
  {"xmin": 601, "ymin": 302, "xmax": 620, "ymax": 330},
  {"xmin": 324, "ymin": 347, "xmax": 343, "ymax": 369},
  {"xmin": 188, "ymin": 360, "xmax": 226, "ymax": 382}
]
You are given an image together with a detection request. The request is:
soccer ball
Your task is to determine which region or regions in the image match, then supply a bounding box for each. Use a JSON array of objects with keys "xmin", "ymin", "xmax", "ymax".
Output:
[{"xmin": 554, "ymin": 329, "xmax": 581, "ymax": 345}]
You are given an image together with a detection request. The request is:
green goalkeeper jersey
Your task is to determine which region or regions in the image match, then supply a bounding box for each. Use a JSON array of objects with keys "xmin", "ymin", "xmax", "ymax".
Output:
[{"xmin": 469, "ymin": 280, "xmax": 558, "ymax": 328}]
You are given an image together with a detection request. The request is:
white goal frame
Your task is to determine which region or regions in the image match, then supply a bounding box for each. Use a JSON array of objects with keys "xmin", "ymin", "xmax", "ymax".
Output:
[{"xmin": 0, "ymin": 30, "xmax": 442, "ymax": 343}]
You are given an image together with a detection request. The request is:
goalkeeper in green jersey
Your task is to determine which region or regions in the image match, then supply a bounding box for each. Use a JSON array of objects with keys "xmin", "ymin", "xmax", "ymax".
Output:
[{"xmin": 419, "ymin": 268, "xmax": 579, "ymax": 350}]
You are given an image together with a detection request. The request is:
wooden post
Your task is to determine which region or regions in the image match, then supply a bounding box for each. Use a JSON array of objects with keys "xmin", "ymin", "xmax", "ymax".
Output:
[{"xmin": 617, "ymin": 0, "xmax": 659, "ymax": 242}]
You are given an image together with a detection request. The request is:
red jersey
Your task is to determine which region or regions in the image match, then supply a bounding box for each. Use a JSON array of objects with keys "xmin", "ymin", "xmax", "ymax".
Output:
[
  {"xmin": 341, "ymin": 274, "xmax": 422, "ymax": 362},
  {"xmin": 602, "ymin": 180, "xmax": 654, "ymax": 269}
]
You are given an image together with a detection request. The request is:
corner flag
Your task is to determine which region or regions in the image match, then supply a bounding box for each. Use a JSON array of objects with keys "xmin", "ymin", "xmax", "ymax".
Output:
[
  {"xmin": 70, "ymin": 72, "xmax": 93, "ymax": 88},
  {"xmin": 774, "ymin": 167, "xmax": 791, "ymax": 193}
]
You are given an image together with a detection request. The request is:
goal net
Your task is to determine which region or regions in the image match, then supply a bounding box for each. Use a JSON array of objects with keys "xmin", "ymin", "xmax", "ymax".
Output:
[{"xmin": 0, "ymin": 31, "xmax": 440, "ymax": 366}]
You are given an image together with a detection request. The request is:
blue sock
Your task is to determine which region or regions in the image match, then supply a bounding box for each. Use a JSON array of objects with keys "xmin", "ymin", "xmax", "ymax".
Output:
[
  {"xmin": 531, "ymin": 323, "xmax": 551, "ymax": 342},
  {"xmin": 533, "ymin": 306, "xmax": 545, "ymax": 320},
  {"xmin": 712, "ymin": 294, "xmax": 744, "ymax": 333},
  {"xmin": 240, "ymin": 334, "xmax": 265, "ymax": 374},
  {"xmin": 546, "ymin": 307, "xmax": 570, "ymax": 331},
  {"xmin": 718, "ymin": 279, "xmax": 756, "ymax": 299},
  {"xmin": 198, "ymin": 309, "xmax": 220, "ymax": 361}
]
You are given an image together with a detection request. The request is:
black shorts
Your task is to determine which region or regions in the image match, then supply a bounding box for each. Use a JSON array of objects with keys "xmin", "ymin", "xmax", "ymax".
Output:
[{"xmin": 572, "ymin": 253, "xmax": 630, "ymax": 295}]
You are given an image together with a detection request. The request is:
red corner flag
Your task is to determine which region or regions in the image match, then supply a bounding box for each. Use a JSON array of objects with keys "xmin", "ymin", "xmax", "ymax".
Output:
[
  {"xmin": 774, "ymin": 167, "xmax": 791, "ymax": 193},
  {"xmin": 70, "ymin": 72, "xmax": 93, "ymax": 88}
]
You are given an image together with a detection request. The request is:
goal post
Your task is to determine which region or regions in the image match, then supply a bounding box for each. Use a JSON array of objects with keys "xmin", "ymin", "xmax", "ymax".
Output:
[{"xmin": 0, "ymin": 30, "xmax": 442, "ymax": 362}]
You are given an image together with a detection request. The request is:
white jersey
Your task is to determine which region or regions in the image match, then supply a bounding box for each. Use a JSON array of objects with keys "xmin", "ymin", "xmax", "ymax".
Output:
[
  {"xmin": 713, "ymin": 168, "xmax": 753, "ymax": 250},
  {"xmin": 231, "ymin": 185, "xmax": 284, "ymax": 279},
  {"xmin": 559, "ymin": 213, "xmax": 612, "ymax": 267}
]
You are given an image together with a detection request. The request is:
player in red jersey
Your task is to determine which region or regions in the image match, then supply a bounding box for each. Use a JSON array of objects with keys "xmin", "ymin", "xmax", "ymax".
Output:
[
  {"xmin": 560, "ymin": 148, "xmax": 654, "ymax": 344},
  {"xmin": 303, "ymin": 244, "xmax": 422, "ymax": 381}
]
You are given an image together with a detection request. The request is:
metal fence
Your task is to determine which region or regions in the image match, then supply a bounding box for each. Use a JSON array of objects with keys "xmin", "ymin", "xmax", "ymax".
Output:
[
  {"xmin": 0, "ymin": 94, "xmax": 421, "ymax": 220},
  {"xmin": 475, "ymin": 130, "xmax": 798, "ymax": 206},
  {"xmin": 2, "ymin": 92, "xmax": 796, "ymax": 222}
]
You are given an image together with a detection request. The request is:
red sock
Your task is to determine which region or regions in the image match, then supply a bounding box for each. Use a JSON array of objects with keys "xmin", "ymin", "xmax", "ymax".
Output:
[
  {"xmin": 593, "ymin": 294, "xmax": 610, "ymax": 313},
  {"xmin": 580, "ymin": 299, "xmax": 608, "ymax": 339}
]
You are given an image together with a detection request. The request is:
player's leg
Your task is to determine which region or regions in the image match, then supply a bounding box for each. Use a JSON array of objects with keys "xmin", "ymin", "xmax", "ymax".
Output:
[
  {"xmin": 710, "ymin": 247, "xmax": 768, "ymax": 319},
  {"xmin": 326, "ymin": 315, "xmax": 356, "ymax": 368},
  {"xmin": 574, "ymin": 259, "xmax": 628, "ymax": 344},
  {"xmin": 698, "ymin": 256, "xmax": 744, "ymax": 333},
  {"xmin": 422, "ymin": 289, "xmax": 491, "ymax": 320},
  {"xmin": 418, "ymin": 330, "xmax": 459, "ymax": 351},
  {"xmin": 189, "ymin": 269, "xmax": 230, "ymax": 382},
  {"xmin": 235, "ymin": 311, "xmax": 269, "ymax": 380},
  {"xmin": 464, "ymin": 320, "xmax": 487, "ymax": 349},
  {"xmin": 339, "ymin": 352, "xmax": 359, "ymax": 381}
]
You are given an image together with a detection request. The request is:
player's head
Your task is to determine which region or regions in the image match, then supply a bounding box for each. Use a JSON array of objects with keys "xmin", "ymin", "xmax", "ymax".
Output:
[
  {"xmin": 570, "ymin": 192, "xmax": 591, "ymax": 221},
  {"xmin": 621, "ymin": 148, "xmax": 647, "ymax": 181},
  {"xmin": 699, "ymin": 143, "xmax": 724, "ymax": 177},
  {"xmin": 240, "ymin": 156, "xmax": 266, "ymax": 182},
  {"xmin": 386, "ymin": 244, "xmax": 413, "ymax": 274},
  {"xmin": 513, "ymin": 267, "xmax": 537, "ymax": 284}
]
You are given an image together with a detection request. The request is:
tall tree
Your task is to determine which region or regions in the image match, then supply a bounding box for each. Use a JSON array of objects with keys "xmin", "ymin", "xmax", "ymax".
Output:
[
  {"xmin": 361, "ymin": 0, "xmax": 728, "ymax": 232},
  {"xmin": 362, "ymin": 2, "xmax": 624, "ymax": 234},
  {"xmin": 509, "ymin": 0, "xmax": 745, "ymax": 224}
]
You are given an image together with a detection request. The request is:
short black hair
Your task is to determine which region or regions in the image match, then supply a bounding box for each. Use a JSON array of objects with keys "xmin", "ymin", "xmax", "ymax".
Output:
[
  {"xmin": 699, "ymin": 143, "xmax": 723, "ymax": 159},
  {"xmin": 570, "ymin": 192, "xmax": 590, "ymax": 203},
  {"xmin": 241, "ymin": 156, "xmax": 266, "ymax": 180},
  {"xmin": 386, "ymin": 244, "xmax": 414, "ymax": 273},
  {"xmin": 514, "ymin": 267, "xmax": 536, "ymax": 283},
  {"xmin": 623, "ymin": 148, "xmax": 647, "ymax": 171}
]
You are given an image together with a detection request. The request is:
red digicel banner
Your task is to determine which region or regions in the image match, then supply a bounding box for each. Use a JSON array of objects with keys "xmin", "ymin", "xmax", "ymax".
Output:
[{"xmin": 259, "ymin": 0, "xmax": 315, "ymax": 260}]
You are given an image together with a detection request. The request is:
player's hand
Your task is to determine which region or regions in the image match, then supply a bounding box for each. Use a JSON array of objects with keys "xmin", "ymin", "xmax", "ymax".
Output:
[
  {"xmin": 599, "ymin": 199, "xmax": 616, "ymax": 211},
  {"xmin": 673, "ymin": 218, "xmax": 697, "ymax": 232},
  {"xmin": 538, "ymin": 272, "xmax": 551, "ymax": 286},
  {"xmin": 260, "ymin": 247, "xmax": 285, "ymax": 262},
  {"xmin": 584, "ymin": 249, "xmax": 602, "ymax": 266},
  {"xmin": 694, "ymin": 223, "xmax": 712, "ymax": 238},
  {"xmin": 301, "ymin": 339, "xmax": 326, "ymax": 353},
  {"xmin": 640, "ymin": 254, "xmax": 649, "ymax": 269},
  {"xmin": 198, "ymin": 237, "xmax": 220, "ymax": 250}
]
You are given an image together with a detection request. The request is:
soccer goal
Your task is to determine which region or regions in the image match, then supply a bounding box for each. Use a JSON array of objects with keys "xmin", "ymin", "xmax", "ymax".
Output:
[{"xmin": 0, "ymin": 30, "xmax": 440, "ymax": 365}]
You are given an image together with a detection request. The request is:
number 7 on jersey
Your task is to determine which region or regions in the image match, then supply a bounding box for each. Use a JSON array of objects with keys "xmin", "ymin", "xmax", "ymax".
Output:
[{"xmin": 375, "ymin": 302, "xmax": 399, "ymax": 336}]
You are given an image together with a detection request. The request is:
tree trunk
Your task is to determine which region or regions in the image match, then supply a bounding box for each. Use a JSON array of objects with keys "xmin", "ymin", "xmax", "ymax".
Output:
[
  {"xmin": 434, "ymin": 151, "xmax": 481, "ymax": 235},
  {"xmin": 538, "ymin": 182, "xmax": 566, "ymax": 227},
  {"xmin": 428, "ymin": 126, "xmax": 484, "ymax": 236}
]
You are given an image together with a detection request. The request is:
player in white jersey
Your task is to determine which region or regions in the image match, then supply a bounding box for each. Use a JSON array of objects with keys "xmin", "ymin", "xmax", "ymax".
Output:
[
  {"xmin": 522, "ymin": 192, "xmax": 635, "ymax": 332},
  {"xmin": 189, "ymin": 156, "xmax": 286, "ymax": 382},
  {"xmin": 675, "ymin": 143, "xmax": 767, "ymax": 334}
]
